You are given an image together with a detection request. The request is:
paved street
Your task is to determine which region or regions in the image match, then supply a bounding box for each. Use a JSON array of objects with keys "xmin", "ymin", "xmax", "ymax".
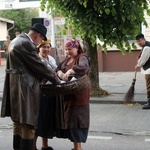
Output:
[
  {"xmin": 0, "ymin": 58, "xmax": 150, "ymax": 149},
  {"xmin": 1, "ymin": 103, "xmax": 150, "ymax": 150}
]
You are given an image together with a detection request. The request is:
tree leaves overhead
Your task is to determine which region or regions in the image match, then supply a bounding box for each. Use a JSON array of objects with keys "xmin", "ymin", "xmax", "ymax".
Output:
[{"xmin": 41, "ymin": 0, "xmax": 150, "ymax": 52}]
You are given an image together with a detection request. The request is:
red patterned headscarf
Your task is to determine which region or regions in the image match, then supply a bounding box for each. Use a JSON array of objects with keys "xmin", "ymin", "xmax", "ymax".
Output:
[
  {"xmin": 65, "ymin": 39, "xmax": 79, "ymax": 48},
  {"xmin": 65, "ymin": 39, "xmax": 83, "ymax": 54}
]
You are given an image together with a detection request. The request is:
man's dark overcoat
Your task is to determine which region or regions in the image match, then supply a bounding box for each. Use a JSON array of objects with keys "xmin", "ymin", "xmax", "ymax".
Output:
[{"xmin": 1, "ymin": 34, "xmax": 58, "ymax": 128}]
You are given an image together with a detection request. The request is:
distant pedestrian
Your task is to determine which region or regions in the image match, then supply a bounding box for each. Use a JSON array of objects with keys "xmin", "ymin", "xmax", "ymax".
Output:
[
  {"xmin": 1, "ymin": 23, "xmax": 60, "ymax": 150},
  {"xmin": 15, "ymin": 31, "xmax": 20, "ymax": 37},
  {"xmin": 135, "ymin": 33, "xmax": 150, "ymax": 109},
  {"xmin": 3, "ymin": 35, "xmax": 11, "ymax": 58}
]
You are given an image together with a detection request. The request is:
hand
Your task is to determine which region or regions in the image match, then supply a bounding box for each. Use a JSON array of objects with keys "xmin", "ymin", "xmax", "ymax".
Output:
[
  {"xmin": 137, "ymin": 55, "xmax": 141, "ymax": 60},
  {"xmin": 135, "ymin": 65, "xmax": 139, "ymax": 71},
  {"xmin": 57, "ymin": 71, "xmax": 65, "ymax": 79},
  {"xmin": 62, "ymin": 69, "xmax": 75, "ymax": 81},
  {"xmin": 58, "ymin": 78, "xmax": 61, "ymax": 84}
]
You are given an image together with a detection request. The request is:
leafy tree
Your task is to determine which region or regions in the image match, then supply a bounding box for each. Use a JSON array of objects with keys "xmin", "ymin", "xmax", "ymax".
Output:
[
  {"xmin": 0, "ymin": 8, "xmax": 39, "ymax": 39},
  {"xmin": 40, "ymin": 0, "xmax": 150, "ymax": 96}
]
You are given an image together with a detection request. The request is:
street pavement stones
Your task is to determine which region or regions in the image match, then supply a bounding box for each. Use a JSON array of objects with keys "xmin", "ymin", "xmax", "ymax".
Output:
[{"xmin": 1, "ymin": 58, "xmax": 150, "ymax": 149}]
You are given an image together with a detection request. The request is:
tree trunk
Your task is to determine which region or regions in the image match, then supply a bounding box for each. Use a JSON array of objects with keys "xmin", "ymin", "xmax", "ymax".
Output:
[
  {"xmin": 83, "ymin": 38, "xmax": 99, "ymax": 87},
  {"xmin": 83, "ymin": 38, "xmax": 109, "ymax": 97}
]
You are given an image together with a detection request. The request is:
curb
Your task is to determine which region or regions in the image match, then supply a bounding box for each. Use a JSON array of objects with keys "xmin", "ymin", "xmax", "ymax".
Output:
[
  {"xmin": 89, "ymin": 99, "xmax": 146, "ymax": 105},
  {"xmin": 0, "ymin": 96, "xmax": 147, "ymax": 105},
  {"xmin": 89, "ymin": 94, "xmax": 147, "ymax": 105}
]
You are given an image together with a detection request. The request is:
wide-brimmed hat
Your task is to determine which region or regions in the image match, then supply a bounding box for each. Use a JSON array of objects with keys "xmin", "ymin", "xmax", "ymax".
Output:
[{"xmin": 30, "ymin": 23, "xmax": 47, "ymax": 41}]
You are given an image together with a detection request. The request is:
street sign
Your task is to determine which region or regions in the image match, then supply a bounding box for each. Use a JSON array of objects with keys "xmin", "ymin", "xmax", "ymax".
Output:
[
  {"xmin": 54, "ymin": 16, "xmax": 65, "ymax": 25},
  {"xmin": 44, "ymin": 19, "xmax": 50, "ymax": 28}
]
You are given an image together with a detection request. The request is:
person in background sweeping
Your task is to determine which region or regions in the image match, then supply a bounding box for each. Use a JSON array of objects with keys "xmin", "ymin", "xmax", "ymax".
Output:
[{"xmin": 135, "ymin": 33, "xmax": 150, "ymax": 109}]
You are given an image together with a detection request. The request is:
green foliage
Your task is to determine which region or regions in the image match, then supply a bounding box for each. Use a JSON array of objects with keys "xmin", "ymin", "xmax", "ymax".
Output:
[
  {"xmin": 40, "ymin": 0, "xmax": 150, "ymax": 52},
  {"xmin": 0, "ymin": 8, "xmax": 39, "ymax": 39}
]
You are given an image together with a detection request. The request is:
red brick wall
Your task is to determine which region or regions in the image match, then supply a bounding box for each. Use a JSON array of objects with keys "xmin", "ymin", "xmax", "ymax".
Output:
[{"xmin": 98, "ymin": 50, "xmax": 140, "ymax": 72}]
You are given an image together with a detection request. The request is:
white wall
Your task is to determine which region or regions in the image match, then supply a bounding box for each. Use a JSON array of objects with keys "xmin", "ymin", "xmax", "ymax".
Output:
[
  {"xmin": 144, "ymin": 13, "xmax": 150, "ymax": 41},
  {"xmin": 0, "ymin": 22, "xmax": 7, "ymax": 41},
  {"xmin": 0, "ymin": 0, "xmax": 40, "ymax": 10}
]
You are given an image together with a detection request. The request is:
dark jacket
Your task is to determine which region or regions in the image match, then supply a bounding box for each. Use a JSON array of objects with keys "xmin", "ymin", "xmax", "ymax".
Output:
[{"xmin": 1, "ymin": 33, "xmax": 59, "ymax": 128}]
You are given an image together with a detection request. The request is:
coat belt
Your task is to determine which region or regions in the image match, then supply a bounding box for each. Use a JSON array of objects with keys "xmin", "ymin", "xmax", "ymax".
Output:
[{"xmin": 6, "ymin": 68, "xmax": 22, "ymax": 74}]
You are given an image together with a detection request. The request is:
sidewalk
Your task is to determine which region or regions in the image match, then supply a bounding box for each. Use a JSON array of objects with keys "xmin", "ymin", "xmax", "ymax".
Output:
[
  {"xmin": 91, "ymin": 71, "xmax": 147, "ymax": 104},
  {"xmin": 0, "ymin": 59, "xmax": 147, "ymax": 104},
  {"xmin": 1, "ymin": 59, "xmax": 150, "ymax": 149}
]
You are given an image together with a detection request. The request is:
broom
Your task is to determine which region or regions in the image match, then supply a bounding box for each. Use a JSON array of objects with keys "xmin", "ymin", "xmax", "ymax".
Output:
[{"xmin": 123, "ymin": 71, "xmax": 137, "ymax": 103}]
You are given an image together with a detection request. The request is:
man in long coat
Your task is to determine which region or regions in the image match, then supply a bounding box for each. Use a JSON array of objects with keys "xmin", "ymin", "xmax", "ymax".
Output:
[{"xmin": 1, "ymin": 23, "xmax": 60, "ymax": 150}]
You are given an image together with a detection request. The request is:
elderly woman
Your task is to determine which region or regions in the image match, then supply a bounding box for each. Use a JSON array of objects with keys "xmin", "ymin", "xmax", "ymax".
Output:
[
  {"xmin": 57, "ymin": 39, "xmax": 90, "ymax": 150},
  {"xmin": 34, "ymin": 39, "xmax": 57, "ymax": 150}
]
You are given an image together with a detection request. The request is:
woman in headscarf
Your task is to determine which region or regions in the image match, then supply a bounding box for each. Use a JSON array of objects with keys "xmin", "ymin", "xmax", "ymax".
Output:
[
  {"xmin": 56, "ymin": 39, "xmax": 90, "ymax": 150},
  {"xmin": 34, "ymin": 39, "xmax": 57, "ymax": 150}
]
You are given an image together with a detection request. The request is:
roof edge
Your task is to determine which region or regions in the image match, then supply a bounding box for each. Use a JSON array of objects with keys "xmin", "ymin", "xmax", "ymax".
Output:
[{"xmin": 0, "ymin": 17, "xmax": 14, "ymax": 24}]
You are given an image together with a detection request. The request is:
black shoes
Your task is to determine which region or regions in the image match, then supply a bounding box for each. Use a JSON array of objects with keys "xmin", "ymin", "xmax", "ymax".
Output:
[
  {"xmin": 142, "ymin": 103, "xmax": 150, "ymax": 109},
  {"xmin": 41, "ymin": 147, "xmax": 54, "ymax": 150}
]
